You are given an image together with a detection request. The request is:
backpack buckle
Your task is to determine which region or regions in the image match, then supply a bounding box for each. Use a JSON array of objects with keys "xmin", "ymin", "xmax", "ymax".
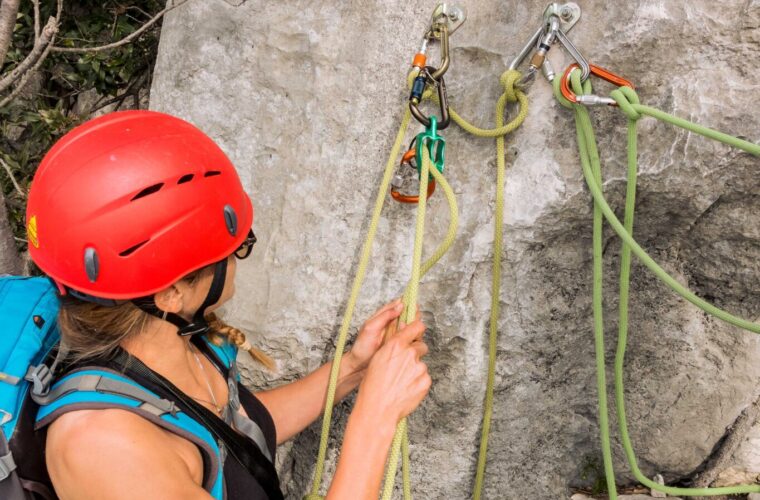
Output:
[
  {"xmin": 24, "ymin": 364, "xmax": 53, "ymax": 397},
  {"xmin": 0, "ymin": 451, "xmax": 17, "ymax": 481}
]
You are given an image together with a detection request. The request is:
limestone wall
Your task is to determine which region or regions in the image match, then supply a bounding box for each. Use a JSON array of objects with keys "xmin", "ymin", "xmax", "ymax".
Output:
[{"xmin": 150, "ymin": 1, "xmax": 760, "ymax": 498}]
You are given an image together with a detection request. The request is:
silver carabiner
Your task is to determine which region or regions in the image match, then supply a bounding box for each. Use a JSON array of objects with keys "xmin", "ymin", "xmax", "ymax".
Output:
[
  {"xmin": 554, "ymin": 28, "xmax": 590, "ymax": 81},
  {"xmin": 507, "ymin": 2, "xmax": 588, "ymax": 85}
]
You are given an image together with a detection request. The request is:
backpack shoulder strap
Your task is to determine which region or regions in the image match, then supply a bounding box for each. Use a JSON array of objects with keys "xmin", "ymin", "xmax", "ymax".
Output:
[
  {"xmin": 200, "ymin": 334, "xmax": 238, "ymax": 373},
  {"xmin": 34, "ymin": 367, "xmax": 224, "ymax": 500}
]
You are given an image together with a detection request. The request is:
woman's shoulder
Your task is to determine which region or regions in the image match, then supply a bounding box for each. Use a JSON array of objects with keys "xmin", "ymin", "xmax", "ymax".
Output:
[
  {"xmin": 46, "ymin": 408, "xmax": 206, "ymax": 498},
  {"xmin": 47, "ymin": 406, "xmax": 170, "ymax": 450}
]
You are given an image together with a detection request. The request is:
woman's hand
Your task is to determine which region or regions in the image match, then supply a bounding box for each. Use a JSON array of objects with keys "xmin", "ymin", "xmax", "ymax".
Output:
[
  {"xmin": 345, "ymin": 299, "xmax": 406, "ymax": 372},
  {"xmin": 326, "ymin": 317, "xmax": 430, "ymax": 500},
  {"xmin": 353, "ymin": 318, "xmax": 431, "ymax": 424}
]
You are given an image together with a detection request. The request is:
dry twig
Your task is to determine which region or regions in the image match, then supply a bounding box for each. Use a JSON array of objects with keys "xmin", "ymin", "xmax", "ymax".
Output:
[
  {"xmin": 0, "ymin": 0, "xmax": 22, "ymax": 65},
  {"xmin": 0, "ymin": 156, "xmax": 25, "ymax": 197},
  {"xmin": 52, "ymin": 0, "xmax": 189, "ymax": 54},
  {"xmin": 0, "ymin": 17, "xmax": 58, "ymax": 95}
]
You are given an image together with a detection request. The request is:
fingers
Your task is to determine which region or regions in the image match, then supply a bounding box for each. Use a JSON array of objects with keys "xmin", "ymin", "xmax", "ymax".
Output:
[
  {"xmin": 363, "ymin": 301, "xmax": 404, "ymax": 333},
  {"xmin": 396, "ymin": 319, "xmax": 426, "ymax": 345},
  {"xmin": 411, "ymin": 339, "xmax": 429, "ymax": 359},
  {"xmin": 415, "ymin": 370, "xmax": 432, "ymax": 394},
  {"xmin": 397, "ymin": 304, "xmax": 421, "ymax": 329},
  {"xmin": 371, "ymin": 298, "xmax": 403, "ymax": 319}
]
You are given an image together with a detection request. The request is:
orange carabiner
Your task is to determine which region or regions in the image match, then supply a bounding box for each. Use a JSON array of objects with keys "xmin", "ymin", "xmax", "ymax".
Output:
[
  {"xmin": 390, "ymin": 148, "xmax": 436, "ymax": 204},
  {"xmin": 560, "ymin": 62, "xmax": 634, "ymax": 106}
]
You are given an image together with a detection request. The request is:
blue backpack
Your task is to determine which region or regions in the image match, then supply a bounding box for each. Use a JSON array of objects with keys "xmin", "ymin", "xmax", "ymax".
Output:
[{"xmin": 0, "ymin": 275, "xmax": 277, "ymax": 500}]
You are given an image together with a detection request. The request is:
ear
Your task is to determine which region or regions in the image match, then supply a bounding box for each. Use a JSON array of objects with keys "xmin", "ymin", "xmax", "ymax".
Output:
[{"xmin": 153, "ymin": 283, "xmax": 184, "ymax": 314}]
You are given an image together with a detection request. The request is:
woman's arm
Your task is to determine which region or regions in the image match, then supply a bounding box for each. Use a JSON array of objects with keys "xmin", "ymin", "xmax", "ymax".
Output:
[
  {"xmin": 257, "ymin": 300, "xmax": 406, "ymax": 444},
  {"xmin": 326, "ymin": 397, "xmax": 397, "ymax": 499},
  {"xmin": 255, "ymin": 351, "xmax": 365, "ymax": 444},
  {"xmin": 47, "ymin": 408, "xmax": 211, "ymax": 500}
]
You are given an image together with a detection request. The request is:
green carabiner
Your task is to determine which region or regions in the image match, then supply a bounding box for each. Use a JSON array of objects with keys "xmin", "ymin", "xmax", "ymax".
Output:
[{"xmin": 414, "ymin": 115, "xmax": 445, "ymax": 179}]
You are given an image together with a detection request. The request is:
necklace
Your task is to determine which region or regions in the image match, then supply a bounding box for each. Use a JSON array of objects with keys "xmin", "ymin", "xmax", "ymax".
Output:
[{"xmin": 190, "ymin": 346, "xmax": 224, "ymax": 415}]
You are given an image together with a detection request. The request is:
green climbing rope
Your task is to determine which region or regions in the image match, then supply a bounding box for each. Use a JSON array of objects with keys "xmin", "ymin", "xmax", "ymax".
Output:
[{"xmin": 554, "ymin": 68, "xmax": 760, "ymax": 497}]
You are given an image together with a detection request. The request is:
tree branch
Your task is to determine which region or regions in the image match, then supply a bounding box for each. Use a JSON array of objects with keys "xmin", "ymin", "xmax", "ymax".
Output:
[
  {"xmin": 0, "ymin": 191, "xmax": 22, "ymax": 275},
  {"xmin": 0, "ymin": 0, "xmax": 62, "ymax": 107},
  {"xmin": 0, "ymin": 0, "xmax": 21, "ymax": 66},
  {"xmin": 0, "ymin": 156, "xmax": 25, "ymax": 197},
  {"xmin": 33, "ymin": 0, "xmax": 41, "ymax": 41},
  {"xmin": 0, "ymin": 36, "xmax": 53, "ymax": 108},
  {"xmin": 0, "ymin": 16, "xmax": 58, "ymax": 95},
  {"xmin": 85, "ymin": 68, "xmax": 148, "ymax": 116},
  {"xmin": 688, "ymin": 393, "xmax": 760, "ymax": 496},
  {"xmin": 52, "ymin": 0, "xmax": 189, "ymax": 54}
]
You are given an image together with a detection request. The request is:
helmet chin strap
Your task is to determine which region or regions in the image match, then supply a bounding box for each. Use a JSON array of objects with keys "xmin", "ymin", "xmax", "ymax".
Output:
[{"xmin": 133, "ymin": 259, "xmax": 228, "ymax": 336}]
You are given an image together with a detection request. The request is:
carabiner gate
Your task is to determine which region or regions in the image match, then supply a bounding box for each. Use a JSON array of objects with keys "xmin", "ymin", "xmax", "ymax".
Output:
[
  {"xmin": 508, "ymin": 2, "xmax": 588, "ymax": 85},
  {"xmin": 560, "ymin": 62, "xmax": 635, "ymax": 106},
  {"xmin": 410, "ymin": 3, "xmax": 466, "ymax": 79},
  {"xmin": 391, "ymin": 148, "xmax": 437, "ymax": 204},
  {"xmin": 409, "ymin": 68, "xmax": 450, "ymax": 130}
]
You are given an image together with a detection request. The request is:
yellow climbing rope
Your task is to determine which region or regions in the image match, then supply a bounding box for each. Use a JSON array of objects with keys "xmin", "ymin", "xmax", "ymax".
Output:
[
  {"xmin": 304, "ymin": 106, "xmax": 414, "ymax": 500},
  {"xmin": 307, "ymin": 67, "xmax": 528, "ymax": 499},
  {"xmin": 465, "ymin": 70, "xmax": 527, "ymax": 500},
  {"xmin": 421, "ymin": 68, "xmax": 529, "ymax": 499}
]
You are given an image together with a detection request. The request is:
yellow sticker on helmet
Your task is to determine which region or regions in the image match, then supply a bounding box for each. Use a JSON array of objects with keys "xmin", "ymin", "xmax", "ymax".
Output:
[{"xmin": 27, "ymin": 215, "xmax": 39, "ymax": 248}]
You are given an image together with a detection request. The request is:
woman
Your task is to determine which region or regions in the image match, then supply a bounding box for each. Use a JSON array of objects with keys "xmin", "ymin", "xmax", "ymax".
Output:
[{"xmin": 26, "ymin": 110, "xmax": 431, "ymax": 499}]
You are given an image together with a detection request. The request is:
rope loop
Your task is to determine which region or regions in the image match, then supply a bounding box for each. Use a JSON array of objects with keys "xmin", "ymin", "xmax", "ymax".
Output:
[
  {"xmin": 499, "ymin": 69, "xmax": 522, "ymax": 103},
  {"xmin": 610, "ymin": 86, "xmax": 641, "ymax": 121}
]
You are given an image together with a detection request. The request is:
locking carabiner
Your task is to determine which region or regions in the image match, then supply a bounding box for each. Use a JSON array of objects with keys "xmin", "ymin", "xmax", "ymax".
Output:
[
  {"xmin": 409, "ymin": 3, "xmax": 466, "ymax": 79},
  {"xmin": 407, "ymin": 4, "xmax": 465, "ymax": 129},
  {"xmin": 410, "ymin": 24, "xmax": 449, "ymax": 80},
  {"xmin": 560, "ymin": 63, "xmax": 635, "ymax": 106},
  {"xmin": 553, "ymin": 27, "xmax": 590, "ymax": 81},
  {"xmin": 390, "ymin": 148, "xmax": 437, "ymax": 204},
  {"xmin": 409, "ymin": 68, "xmax": 450, "ymax": 130}
]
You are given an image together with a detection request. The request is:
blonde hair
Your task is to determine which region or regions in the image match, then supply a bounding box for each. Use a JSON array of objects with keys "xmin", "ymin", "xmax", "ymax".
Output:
[
  {"xmin": 58, "ymin": 298, "xmax": 149, "ymax": 363},
  {"xmin": 57, "ymin": 267, "xmax": 274, "ymax": 369},
  {"xmin": 206, "ymin": 313, "xmax": 275, "ymax": 371}
]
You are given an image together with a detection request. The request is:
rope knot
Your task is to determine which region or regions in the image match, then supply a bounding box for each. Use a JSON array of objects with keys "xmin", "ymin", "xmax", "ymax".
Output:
[
  {"xmin": 610, "ymin": 86, "xmax": 641, "ymax": 121},
  {"xmin": 303, "ymin": 495, "xmax": 325, "ymax": 500},
  {"xmin": 500, "ymin": 69, "xmax": 522, "ymax": 102}
]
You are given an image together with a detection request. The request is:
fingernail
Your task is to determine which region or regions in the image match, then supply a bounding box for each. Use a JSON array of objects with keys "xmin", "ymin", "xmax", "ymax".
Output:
[{"xmin": 395, "ymin": 303, "xmax": 404, "ymax": 311}]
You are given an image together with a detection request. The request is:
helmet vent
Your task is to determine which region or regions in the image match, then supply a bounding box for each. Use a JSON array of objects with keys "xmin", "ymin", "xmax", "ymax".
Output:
[
  {"xmin": 131, "ymin": 183, "xmax": 164, "ymax": 201},
  {"xmin": 177, "ymin": 174, "xmax": 194, "ymax": 184},
  {"xmin": 119, "ymin": 240, "xmax": 149, "ymax": 257},
  {"xmin": 223, "ymin": 205, "xmax": 238, "ymax": 236},
  {"xmin": 204, "ymin": 170, "xmax": 221, "ymax": 177},
  {"xmin": 84, "ymin": 247, "xmax": 99, "ymax": 282}
]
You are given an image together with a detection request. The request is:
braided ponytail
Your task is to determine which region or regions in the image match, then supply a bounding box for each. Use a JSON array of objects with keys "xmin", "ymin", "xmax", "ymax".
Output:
[{"xmin": 206, "ymin": 312, "xmax": 276, "ymax": 371}]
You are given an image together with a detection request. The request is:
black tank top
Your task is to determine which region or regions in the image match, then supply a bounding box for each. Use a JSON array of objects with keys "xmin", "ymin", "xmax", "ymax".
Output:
[{"xmin": 223, "ymin": 382, "xmax": 277, "ymax": 499}]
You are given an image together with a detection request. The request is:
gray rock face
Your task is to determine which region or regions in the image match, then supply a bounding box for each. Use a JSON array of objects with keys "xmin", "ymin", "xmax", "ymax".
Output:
[{"xmin": 150, "ymin": 1, "xmax": 760, "ymax": 498}]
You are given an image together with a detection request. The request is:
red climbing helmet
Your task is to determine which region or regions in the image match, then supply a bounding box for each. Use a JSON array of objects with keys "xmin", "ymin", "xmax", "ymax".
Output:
[{"xmin": 26, "ymin": 110, "xmax": 253, "ymax": 301}]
